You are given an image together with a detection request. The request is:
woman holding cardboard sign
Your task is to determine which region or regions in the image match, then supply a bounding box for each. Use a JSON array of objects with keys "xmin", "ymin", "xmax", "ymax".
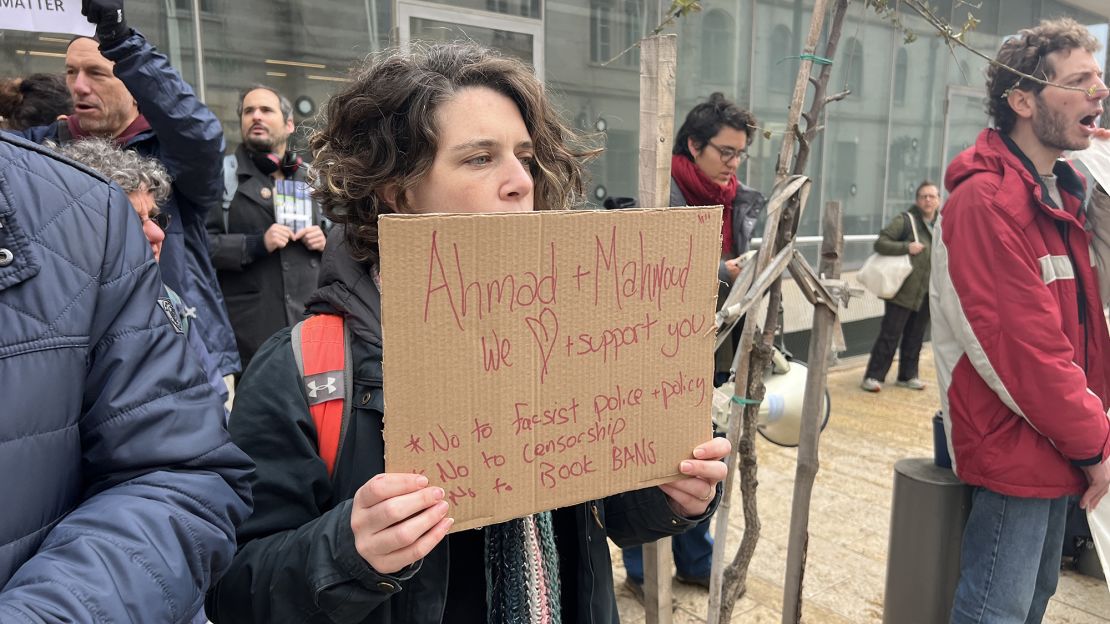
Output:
[{"xmin": 206, "ymin": 44, "xmax": 730, "ymax": 624}]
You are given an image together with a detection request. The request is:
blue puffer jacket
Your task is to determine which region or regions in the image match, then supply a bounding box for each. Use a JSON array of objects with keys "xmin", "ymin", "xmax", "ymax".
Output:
[
  {"xmin": 0, "ymin": 134, "xmax": 253, "ymax": 622},
  {"xmin": 16, "ymin": 29, "xmax": 241, "ymax": 377}
]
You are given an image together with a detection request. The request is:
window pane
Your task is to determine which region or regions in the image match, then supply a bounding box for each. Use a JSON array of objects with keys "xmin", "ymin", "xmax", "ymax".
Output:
[
  {"xmin": 410, "ymin": 18, "xmax": 534, "ymax": 66},
  {"xmin": 545, "ymin": 0, "xmax": 649, "ymax": 203},
  {"xmin": 590, "ymin": 3, "xmax": 612, "ymax": 64},
  {"xmin": 822, "ymin": 10, "xmax": 894, "ymax": 244},
  {"xmin": 768, "ymin": 25, "xmax": 793, "ymax": 93},
  {"xmin": 894, "ymin": 48, "xmax": 908, "ymax": 104},
  {"xmin": 885, "ymin": 3, "xmax": 948, "ymax": 263},
  {"xmin": 423, "ymin": 0, "xmax": 541, "ymax": 19},
  {"xmin": 701, "ymin": 9, "xmax": 735, "ymax": 82},
  {"xmin": 621, "ymin": 0, "xmax": 641, "ymax": 68},
  {"xmin": 205, "ymin": 1, "xmax": 379, "ymax": 156},
  {"xmin": 0, "ymin": 3, "xmax": 185, "ymax": 104},
  {"xmin": 749, "ymin": 1, "xmax": 806, "ymax": 224}
]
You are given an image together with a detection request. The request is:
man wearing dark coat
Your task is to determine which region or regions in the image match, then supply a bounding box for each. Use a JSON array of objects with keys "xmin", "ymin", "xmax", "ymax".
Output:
[{"xmin": 208, "ymin": 85, "xmax": 326, "ymax": 370}]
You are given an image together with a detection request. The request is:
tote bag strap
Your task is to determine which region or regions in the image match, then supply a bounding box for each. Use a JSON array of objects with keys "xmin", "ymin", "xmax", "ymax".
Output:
[{"xmin": 904, "ymin": 212, "xmax": 919, "ymax": 243}]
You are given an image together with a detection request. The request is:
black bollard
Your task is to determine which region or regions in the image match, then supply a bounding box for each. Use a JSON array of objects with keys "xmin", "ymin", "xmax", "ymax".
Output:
[{"xmin": 883, "ymin": 458, "xmax": 971, "ymax": 624}]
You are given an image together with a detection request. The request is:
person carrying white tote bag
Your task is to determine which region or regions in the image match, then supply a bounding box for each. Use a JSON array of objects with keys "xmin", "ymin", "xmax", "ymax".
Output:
[
  {"xmin": 859, "ymin": 182, "xmax": 939, "ymax": 394},
  {"xmin": 856, "ymin": 212, "xmax": 919, "ymax": 300}
]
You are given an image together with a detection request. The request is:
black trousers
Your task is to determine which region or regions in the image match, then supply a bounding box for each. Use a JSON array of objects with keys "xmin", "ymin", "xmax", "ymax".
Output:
[{"xmin": 864, "ymin": 300, "xmax": 930, "ymax": 382}]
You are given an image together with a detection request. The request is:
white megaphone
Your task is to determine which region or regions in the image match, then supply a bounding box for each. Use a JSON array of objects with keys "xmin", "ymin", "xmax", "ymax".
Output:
[{"xmin": 711, "ymin": 347, "xmax": 831, "ymax": 447}]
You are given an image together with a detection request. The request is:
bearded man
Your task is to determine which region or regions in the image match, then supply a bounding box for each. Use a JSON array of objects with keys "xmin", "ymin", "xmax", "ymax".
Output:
[
  {"xmin": 207, "ymin": 85, "xmax": 326, "ymax": 370},
  {"xmin": 931, "ymin": 17, "xmax": 1110, "ymax": 623}
]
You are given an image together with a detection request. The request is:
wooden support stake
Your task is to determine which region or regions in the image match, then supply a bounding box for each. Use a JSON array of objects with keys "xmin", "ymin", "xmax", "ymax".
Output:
[
  {"xmin": 780, "ymin": 200, "xmax": 843, "ymax": 623},
  {"xmin": 818, "ymin": 201, "xmax": 844, "ymax": 280},
  {"xmin": 820, "ymin": 201, "xmax": 848, "ymax": 362},
  {"xmin": 708, "ymin": 176, "xmax": 811, "ymax": 624},
  {"xmin": 637, "ymin": 33, "xmax": 677, "ymax": 624}
]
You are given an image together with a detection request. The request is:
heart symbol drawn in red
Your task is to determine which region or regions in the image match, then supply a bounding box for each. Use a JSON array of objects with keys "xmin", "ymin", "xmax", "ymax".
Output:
[{"xmin": 525, "ymin": 307, "xmax": 559, "ymax": 384}]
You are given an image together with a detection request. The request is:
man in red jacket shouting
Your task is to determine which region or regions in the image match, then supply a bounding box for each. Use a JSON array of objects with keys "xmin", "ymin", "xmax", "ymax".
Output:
[{"xmin": 931, "ymin": 18, "xmax": 1110, "ymax": 623}]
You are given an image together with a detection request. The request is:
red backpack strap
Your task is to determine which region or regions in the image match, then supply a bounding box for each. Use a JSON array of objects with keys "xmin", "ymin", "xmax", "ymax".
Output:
[{"xmin": 290, "ymin": 314, "xmax": 350, "ymax": 478}]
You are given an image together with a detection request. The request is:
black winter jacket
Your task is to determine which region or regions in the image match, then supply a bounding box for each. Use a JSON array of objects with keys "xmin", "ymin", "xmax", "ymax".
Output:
[
  {"xmin": 207, "ymin": 231, "xmax": 718, "ymax": 624},
  {"xmin": 16, "ymin": 29, "xmax": 241, "ymax": 377},
  {"xmin": 670, "ymin": 176, "xmax": 766, "ymax": 374},
  {"xmin": 207, "ymin": 144, "xmax": 324, "ymax": 369},
  {"xmin": 668, "ymin": 177, "xmax": 766, "ymax": 284}
]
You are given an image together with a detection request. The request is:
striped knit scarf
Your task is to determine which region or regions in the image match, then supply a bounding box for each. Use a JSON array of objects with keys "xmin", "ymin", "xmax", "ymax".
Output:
[{"xmin": 484, "ymin": 512, "xmax": 561, "ymax": 624}]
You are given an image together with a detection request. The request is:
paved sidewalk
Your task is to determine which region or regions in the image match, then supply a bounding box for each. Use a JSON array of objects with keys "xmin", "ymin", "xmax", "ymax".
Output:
[{"xmin": 611, "ymin": 347, "xmax": 1110, "ymax": 623}]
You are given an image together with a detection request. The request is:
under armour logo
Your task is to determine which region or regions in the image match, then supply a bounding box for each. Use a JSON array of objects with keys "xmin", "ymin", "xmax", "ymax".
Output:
[
  {"xmin": 182, "ymin": 305, "xmax": 197, "ymax": 320},
  {"xmin": 307, "ymin": 377, "xmax": 337, "ymax": 398}
]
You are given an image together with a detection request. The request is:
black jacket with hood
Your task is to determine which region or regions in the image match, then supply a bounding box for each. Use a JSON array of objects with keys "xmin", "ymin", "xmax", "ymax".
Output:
[{"xmin": 207, "ymin": 230, "xmax": 719, "ymax": 624}]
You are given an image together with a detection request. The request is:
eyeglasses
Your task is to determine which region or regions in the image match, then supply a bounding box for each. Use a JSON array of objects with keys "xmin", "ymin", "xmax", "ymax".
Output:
[
  {"xmin": 143, "ymin": 212, "xmax": 172, "ymax": 232},
  {"xmin": 706, "ymin": 140, "xmax": 749, "ymax": 164}
]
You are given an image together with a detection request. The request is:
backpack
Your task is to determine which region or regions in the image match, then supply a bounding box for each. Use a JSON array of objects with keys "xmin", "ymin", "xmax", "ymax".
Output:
[{"xmin": 289, "ymin": 314, "xmax": 351, "ymax": 478}]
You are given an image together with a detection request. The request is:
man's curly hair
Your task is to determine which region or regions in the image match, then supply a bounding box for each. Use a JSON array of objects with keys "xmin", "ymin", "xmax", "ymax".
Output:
[
  {"xmin": 987, "ymin": 17, "xmax": 1101, "ymax": 134},
  {"xmin": 309, "ymin": 43, "xmax": 598, "ymax": 265}
]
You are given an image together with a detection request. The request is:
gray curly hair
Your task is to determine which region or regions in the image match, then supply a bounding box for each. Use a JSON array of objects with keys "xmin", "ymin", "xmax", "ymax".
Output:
[{"xmin": 57, "ymin": 138, "xmax": 173, "ymax": 204}]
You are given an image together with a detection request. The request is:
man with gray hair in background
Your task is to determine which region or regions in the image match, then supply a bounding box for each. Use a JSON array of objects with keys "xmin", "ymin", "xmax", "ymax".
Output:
[{"xmin": 208, "ymin": 85, "xmax": 326, "ymax": 371}]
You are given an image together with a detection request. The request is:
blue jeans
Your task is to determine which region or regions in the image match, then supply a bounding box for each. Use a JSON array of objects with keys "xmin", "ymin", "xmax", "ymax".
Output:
[
  {"xmin": 950, "ymin": 488, "xmax": 1068, "ymax": 624},
  {"xmin": 621, "ymin": 518, "xmax": 713, "ymax": 583}
]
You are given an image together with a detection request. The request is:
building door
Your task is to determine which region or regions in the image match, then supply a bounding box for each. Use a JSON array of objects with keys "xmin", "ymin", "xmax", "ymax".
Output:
[
  {"xmin": 940, "ymin": 86, "xmax": 987, "ymax": 187},
  {"xmin": 396, "ymin": 0, "xmax": 544, "ymax": 80}
]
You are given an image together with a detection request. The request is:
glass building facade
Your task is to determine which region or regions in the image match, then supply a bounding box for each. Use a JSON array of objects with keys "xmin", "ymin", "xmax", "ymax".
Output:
[{"xmin": 3, "ymin": 0, "xmax": 1107, "ymax": 342}]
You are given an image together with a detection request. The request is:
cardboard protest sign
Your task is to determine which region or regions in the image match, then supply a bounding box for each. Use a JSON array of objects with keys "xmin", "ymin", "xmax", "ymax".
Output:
[
  {"xmin": 379, "ymin": 207, "xmax": 722, "ymax": 531},
  {"xmin": 1, "ymin": 1, "xmax": 95, "ymax": 37}
]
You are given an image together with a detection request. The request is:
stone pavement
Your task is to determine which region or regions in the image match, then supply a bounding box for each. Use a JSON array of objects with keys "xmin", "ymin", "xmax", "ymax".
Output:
[{"xmin": 610, "ymin": 347, "xmax": 1110, "ymax": 623}]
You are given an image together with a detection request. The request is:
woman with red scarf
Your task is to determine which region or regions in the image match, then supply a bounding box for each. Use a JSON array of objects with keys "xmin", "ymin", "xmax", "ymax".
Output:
[
  {"xmin": 621, "ymin": 92, "xmax": 765, "ymax": 602},
  {"xmin": 670, "ymin": 93, "xmax": 767, "ymax": 383}
]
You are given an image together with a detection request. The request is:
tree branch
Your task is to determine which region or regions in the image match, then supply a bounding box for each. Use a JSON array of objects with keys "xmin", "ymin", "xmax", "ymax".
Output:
[
  {"xmin": 602, "ymin": 0, "xmax": 702, "ymax": 66},
  {"xmin": 897, "ymin": 0, "xmax": 1097, "ymax": 96}
]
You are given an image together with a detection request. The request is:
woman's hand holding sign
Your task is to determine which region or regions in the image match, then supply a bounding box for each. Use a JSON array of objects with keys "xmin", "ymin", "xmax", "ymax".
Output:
[
  {"xmin": 658, "ymin": 437, "xmax": 731, "ymax": 517},
  {"xmin": 350, "ymin": 473, "xmax": 453, "ymax": 574}
]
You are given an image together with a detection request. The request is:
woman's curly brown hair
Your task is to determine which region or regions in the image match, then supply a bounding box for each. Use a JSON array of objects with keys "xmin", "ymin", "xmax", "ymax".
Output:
[
  {"xmin": 309, "ymin": 43, "xmax": 599, "ymax": 265},
  {"xmin": 987, "ymin": 18, "xmax": 1100, "ymax": 134}
]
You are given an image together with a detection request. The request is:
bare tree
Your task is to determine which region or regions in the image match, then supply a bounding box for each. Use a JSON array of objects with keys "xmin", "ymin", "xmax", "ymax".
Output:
[{"xmin": 708, "ymin": 2, "xmax": 854, "ymax": 620}]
